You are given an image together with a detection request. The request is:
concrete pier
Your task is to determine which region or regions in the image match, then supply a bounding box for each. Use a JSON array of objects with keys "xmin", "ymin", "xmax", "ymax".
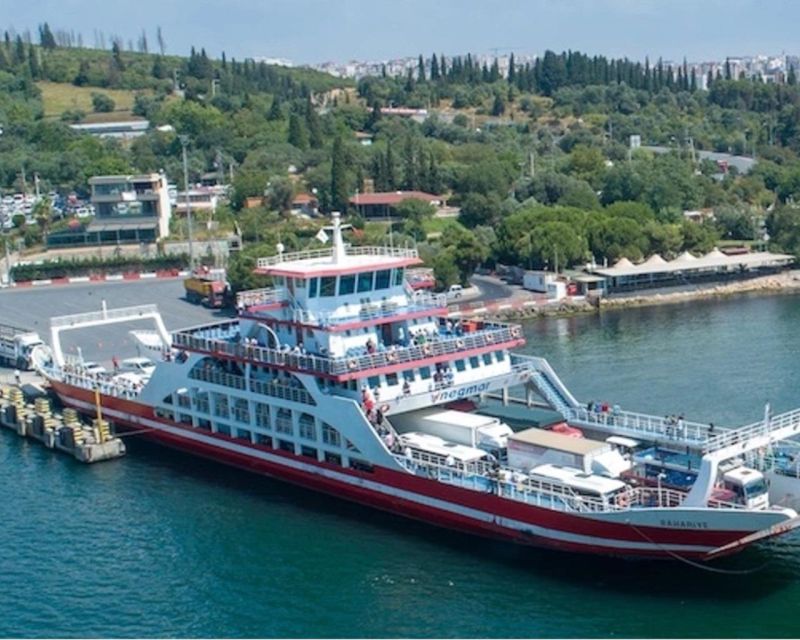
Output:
[{"xmin": 0, "ymin": 386, "xmax": 125, "ymax": 463}]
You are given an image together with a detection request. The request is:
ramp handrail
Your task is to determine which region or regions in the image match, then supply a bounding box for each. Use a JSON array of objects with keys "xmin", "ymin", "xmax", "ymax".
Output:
[
  {"xmin": 567, "ymin": 407, "xmax": 712, "ymax": 444},
  {"xmin": 704, "ymin": 407, "xmax": 800, "ymax": 454},
  {"xmin": 51, "ymin": 304, "xmax": 161, "ymax": 328}
]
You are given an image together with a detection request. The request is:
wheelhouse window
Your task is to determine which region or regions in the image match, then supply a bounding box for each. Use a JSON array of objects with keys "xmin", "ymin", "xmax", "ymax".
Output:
[
  {"xmin": 357, "ymin": 271, "xmax": 373, "ymax": 293},
  {"xmin": 375, "ymin": 269, "xmax": 391, "ymax": 290},
  {"xmin": 320, "ymin": 276, "xmax": 337, "ymax": 297},
  {"xmin": 339, "ymin": 274, "xmax": 356, "ymax": 295},
  {"xmin": 482, "ymin": 353, "xmax": 493, "ymax": 365},
  {"xmin": 295, "ymin": 278, "xmax": 306, "ymax": 289},
  {"xmin": 393, "ymin": 268, "xmax": 404, "ymax": 286},
  {"xmin": 308, "ymin": 277, "xmax": 319, "ymax": 298},
  {"xmin": 419, "ymin": 366, "xmax": 431, "ymax": 380}
]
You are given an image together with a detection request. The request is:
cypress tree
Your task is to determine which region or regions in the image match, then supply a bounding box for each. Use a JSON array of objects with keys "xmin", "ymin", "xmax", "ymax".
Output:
[
  {"xmin": 385, "ymin": 143, "xmax": 397, "ymax": 190},
  {"xmin": 288, "ymin": 112, "xmax": 309, "ymax": 150},
  {"xmin": 267, "ymin": 95, "xmax": 283, "ymax": 120},
  {"xmin": 789, "ymin": 65, "xmax": 797, "ymax": 86},
  {"xmin": 417, "ymin": 54, "xmax": 426, "ymax": 82},
  {"xmin": 305, "ymin": 98, "xmax": 323, "ymax": 148},
  {"xmin": 507, "ymin": 52, "xmax": 515, "ymax": 84},
  {"xmin": 330, "ymin": 135, "xmax": 349, "ymax": 212},
  {"xmin": 402, "ymin": 135, "xmax": 417, "ymax": 190},
  {"xmin": 430, "ymin": 53, "xmax": 439, "ymax": 81}
]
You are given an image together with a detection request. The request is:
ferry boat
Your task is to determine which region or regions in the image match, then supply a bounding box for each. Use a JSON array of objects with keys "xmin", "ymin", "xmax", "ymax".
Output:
[{"xmin": 37, "ymin": 214, "xmax": 800, "ymax": 561}]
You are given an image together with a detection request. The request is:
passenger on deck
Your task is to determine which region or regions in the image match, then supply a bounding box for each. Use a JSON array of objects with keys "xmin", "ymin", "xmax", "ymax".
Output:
[
  {"xmin": 402, "ymin": 380, "xmax": 411, "ymax": 396},
  {"xmin": 397, "ymin": 327, "xmax": 406, "ymax": 346}
]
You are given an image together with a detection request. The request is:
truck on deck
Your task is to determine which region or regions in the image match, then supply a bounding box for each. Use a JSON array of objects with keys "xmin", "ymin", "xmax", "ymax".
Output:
[
  {"xmin": 507, "ymin": 428, "xmax": 631, "ymax": 478},
  {"xmin": 0, "ymin": 324, "xmax": 45, "ymax": 370},
  {"xmin": 184, "ymin": 267, "xmax": 231, "ymax": 308},
  {"xmin": 391, "ymin": 409, "xmax": 513, "ymax": 457}
]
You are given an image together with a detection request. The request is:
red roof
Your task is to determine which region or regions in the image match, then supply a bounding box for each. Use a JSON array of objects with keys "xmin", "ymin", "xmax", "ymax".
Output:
[
  {"xmin": 292, "ymin": 193, "xmax": 317, "ymax": 205},
  {"xmin": 349, "ymin": 191, "xmax": 441, "ymax": 206}
]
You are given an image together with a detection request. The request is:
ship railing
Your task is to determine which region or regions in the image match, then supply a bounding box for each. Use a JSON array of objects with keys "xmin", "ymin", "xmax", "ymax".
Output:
[
  {"xmin": 393, "ymin": 450, "xmax": 615, "ymax": 514},
  {"xmin": 173, "ymin": 331, "xmax": 335, "ymax": 376},
  {"xmin": 566, "ymin": 406, "xmax": 711, "ymax": 444},
  {"xmin": 173, "ymin": 321, "xmax": 519, "ymax": 377},
  {"xmin": 51, "ymin": 303, "xmax": 160, "ymax": 329},
  {"xmin": 236, "ymin": 287, "xmax": 286, "ymax": 309},
  {"xmin": 56, "ymin": 368, "xmax": 141, "ymax": 400},
  {"xmin": 703, "ymin": 407, "xmax": 800, "ymax": 454},
  {"xmin": 242, "ymin": 291, "xmax": 448, "ymax": 326},
  {"xmin": 256, "ymin": 245, "xmax": 418, "ymax": 268},
  {"xmin": 330, "ymin": 323, "xmax": 520, "ymax": 375},
  {"xmin": 250, "ymin": 377, "xmax": 316, "ymax": 405},
  {"xmin": 188, "ymin": 366, "xmax": 247, "ymax": 390}
]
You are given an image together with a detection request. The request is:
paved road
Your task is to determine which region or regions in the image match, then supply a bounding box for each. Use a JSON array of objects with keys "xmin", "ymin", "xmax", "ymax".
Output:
[
  {"xmin": 0, "ymin": 280, "xmax": 223, "ymax": 367},
  {"xmin": 470, "ymin": 274, "xmax": 515, "ymax": 303}
]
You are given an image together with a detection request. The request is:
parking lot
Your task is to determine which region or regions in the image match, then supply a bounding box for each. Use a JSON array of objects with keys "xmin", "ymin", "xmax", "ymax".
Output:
[{"xmin": 0, "ymin": 279, "xmax": 225, "ymax": 367}]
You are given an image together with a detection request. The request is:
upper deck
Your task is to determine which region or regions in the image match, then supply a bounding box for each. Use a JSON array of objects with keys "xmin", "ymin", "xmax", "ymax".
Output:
[{"xmin": 255, "ymin": 245, "xmax": 421, "ymax": 278}]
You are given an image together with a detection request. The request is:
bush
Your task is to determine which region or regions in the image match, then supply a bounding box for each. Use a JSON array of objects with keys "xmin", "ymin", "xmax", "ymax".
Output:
[
  {"xmin": 10, "ymin": 254, "xmax": 189, "ymax": 281},
  {"xmin": 91, "ymin": 92, "xmax": 116, "ymax": 113}
]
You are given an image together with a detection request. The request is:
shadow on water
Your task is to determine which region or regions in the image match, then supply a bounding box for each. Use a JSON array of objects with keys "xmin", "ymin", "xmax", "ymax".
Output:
[{"xmin": 124, "ymin": 438, "xmax": 798, "ymax": 602}]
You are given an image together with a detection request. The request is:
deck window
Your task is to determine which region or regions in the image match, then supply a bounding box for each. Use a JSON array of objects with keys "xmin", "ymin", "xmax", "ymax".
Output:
[
  {"xmin": 236, "ymin": 429, "xmax": 251, "ymax": 441},
  {"xmin": 295, "ymin": 278, "xmax": 306, "ymax": 289},
  {"xmin": 324, "ymin": 452, "xmax": 342, "ymax": 466},
  {"xmin": 494, "ymin": 351, "xmax": 505, "ymax": 362},
  {"xmin": 339, "ymin": 274, "xmax": 356, "ymax": 295},
  {"xmin": 483, "ymin": 353, "xmax": 493, "ymax": 365},
  {"xmin": 349, "ymin": 459, "xmax": 374, "ymax": 473},
  {"xmin": 469, "ymin": 356, "xmax": 480, "ymax": 368},
  {"xmin": 375, "ymin": 269, "xmax": 391, "ymax": 290},
  {"xmin": 386, "ymin": 372, "xmax": 399, "ymax": 386},
  {"xmin": 277, "ymin": 439, "xmax": 295, "ymax": 453},
  {"xmin": 455, "ymin": 360, "xmax": 466, "ymax": 372},
  {"xmin": 322, "ymin": 423, "xmax": 341, "ymax": 447},
  {"xmin": 299, "ymin": 413, "xmax": 317, "ymax": 441},
  {"xmin": 357, "ymin": 271, "xmax": 373, "ymax": 293},
  {"xmin": 255, "ymin": 433, "xmax": 272, "ymax": 447},
  {"xmin": 308, "ymin": 277, "xmax": 319, "ymax": 298},
  {"xmin": 300, "ymin": 446, "xmax": 318, "ymax": 459},
  {"xmin": 368, "ymin": 376, "xmax": 380, "ymax": 389},
  {"xmin": 402, "ymin": 369, "xmax": 415, "ymax": 381},
  {"xmin": 197, "ymin": 418, "xmax": 212, "ymax": 431},
  {"xmin": 393, "ymin": 268, "xmax": 404, "ymax": 286},
  {"xmin": 216, "ymin": 423, "xmax": 231, "ymax": 436},
  {"xmin": 419, "ymin": 366, "xmax": 431, "ymax": 380},
  {"xmin": 320, "ymin": 276, "xmax": 337, "ymax": 297}
]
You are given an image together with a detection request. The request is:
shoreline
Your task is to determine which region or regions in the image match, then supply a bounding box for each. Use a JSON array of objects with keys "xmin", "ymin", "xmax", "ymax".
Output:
[{"xmin": 485, "ymin": 271, "xmax": 800, "ymax": 320}]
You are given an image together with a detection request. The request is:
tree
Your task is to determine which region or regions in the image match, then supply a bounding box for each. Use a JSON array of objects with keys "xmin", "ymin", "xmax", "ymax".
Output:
[
  {"xmin": 287, "ymin": 113, "xmax": 309, "ymax": 150},
  {"xmin": 33, "ymin": 197, "xmax": 53, "ymax": 243},
  {"xmin": 459, "ymin": 192, "xmax": 502, "ymax": 228},
  {"xmin": 266, "ymin": 176, "xmax": 295, "ymax": 213},
  {"xmin": 39, "ymin": 23, "xmax": 56, "ymax": 49},
  {"xmin": 491, "ymin": 92, "xmax": 505, "ymax": 116},
  {"xmin": 395, "ymin": 198, "xmax": 435, "ymax": 241},
  {"xmin": 73, "ymin": 60, "xmax": 90, "ymax": 86},
  {"xmin": 330, "ymin": 135, "xmax": 349, "ymax": 212},
  {"xmin": 267, "ymin": 96, "xmax": 283, "ymax": 121},
  {"xmin": 402, "ymin": 135, "xmax": 418, "ymax": 190},
  {"xmin": 111, "ymin": 41, "xmax": 125, "ymax": 72},
  {"xmin": 156, "ymin": 25, "xmax": 166, "ymax": 55},
  {"xmin": 91, "ymin": 92, "xmax": 115, "ymax": 113},
  {"xmin": 305, "ymin": 98, "xmax": 323, "ymax": 148},
  {"xmin": 440, "ymin": 225, "xmax": 489, "ymax": 284},
  {"xmin": 432, "ymin": 248, "xmax": 460, "ymax": 289}
]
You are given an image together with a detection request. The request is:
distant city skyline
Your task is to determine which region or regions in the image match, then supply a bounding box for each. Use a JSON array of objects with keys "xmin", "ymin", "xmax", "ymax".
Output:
[{"xmin": 4, "ymin": 0, "xmax": 800, "ymax": 65}]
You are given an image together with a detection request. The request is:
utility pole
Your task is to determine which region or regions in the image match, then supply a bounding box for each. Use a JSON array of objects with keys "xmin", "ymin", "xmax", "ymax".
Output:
[
  {"xmin": 34, "ymin": 173, "xmax": 40, "ymax": 199},
  {"xmin": 180, "ymin": 135, "xmax": 195, "ymax": 268}
]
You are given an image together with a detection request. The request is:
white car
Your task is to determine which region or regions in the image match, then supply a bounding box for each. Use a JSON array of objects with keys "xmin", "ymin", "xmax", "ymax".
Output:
[
  {"xmin": 118, "ymin": 357, "xmax": 156, "ymax": 379},
  {"xmin": 446, "ymin": 284, "xmax": 463, "ymax": 299}
]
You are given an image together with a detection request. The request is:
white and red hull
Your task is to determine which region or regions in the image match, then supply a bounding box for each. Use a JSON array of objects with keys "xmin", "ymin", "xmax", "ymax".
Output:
[{"xmin": 51, "ymin": 380, "xmax": 797, "ymax": 561}]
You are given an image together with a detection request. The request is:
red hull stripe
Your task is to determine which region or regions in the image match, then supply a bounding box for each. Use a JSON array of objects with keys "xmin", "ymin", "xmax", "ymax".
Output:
[{"xmin": 51, "ymin": 382, "xmax": 760, "ymax": 558}]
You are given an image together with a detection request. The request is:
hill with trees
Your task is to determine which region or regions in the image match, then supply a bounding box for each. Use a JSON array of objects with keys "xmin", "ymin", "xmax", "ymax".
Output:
[{"xmin": 3, "ymin": 25, "xmax": 800, "ymax": 289}]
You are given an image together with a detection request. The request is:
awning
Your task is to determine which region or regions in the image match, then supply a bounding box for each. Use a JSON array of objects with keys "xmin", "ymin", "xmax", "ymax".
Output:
[{"xmin": 86, "ymin": 220, "xmax": 158, "ymax": 233}]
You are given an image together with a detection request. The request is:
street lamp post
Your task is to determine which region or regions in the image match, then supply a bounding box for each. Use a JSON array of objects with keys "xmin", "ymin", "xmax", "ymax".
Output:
[{"xmin": 179, "ymin": 135, "xmax": 195, "ymax": 268}]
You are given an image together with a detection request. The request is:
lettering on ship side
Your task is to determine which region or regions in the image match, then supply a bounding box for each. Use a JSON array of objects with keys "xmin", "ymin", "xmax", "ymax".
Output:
[
  {"xmin": 659, "ymin": 519, "xmax": 709, "ymax": 529},
  {"xmin": 431, "ymin": 382, "xmax": 490, "ymax": 403}
]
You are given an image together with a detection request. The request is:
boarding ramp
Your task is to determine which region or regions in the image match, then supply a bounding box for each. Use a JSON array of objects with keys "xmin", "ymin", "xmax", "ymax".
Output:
[
  {"xmin": 511, "ymin": 354, "xmax": 580, "ymax": 413},
  {"xmin": 50, "ymin": 303, "xmax": 170, "ymax": 367}
]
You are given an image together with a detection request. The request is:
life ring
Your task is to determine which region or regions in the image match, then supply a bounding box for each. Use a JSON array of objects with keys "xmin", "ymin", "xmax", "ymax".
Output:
[
  {"xmin": 511, "ymin": 327, "xmax": 521, "ymax": 338},
  {"xmin": 616, "ymin": 493, "xmax": 630, "ymax": 509},
  {"xmin": 456, "ymin": 339, "xmax": 465, "ymax": 349},
  {"xmin": 486, "ymin": 333, "xmax": 494, "ymax": 343},
  {"xmin": 387, "ymin": 352, "xmax": 398, "ymax": 363},
  {"xmin": 423, "ymin": 345, "xmax": 433, "ymax": 356},
  {"xmin": 348, "ymin": 359, "xmax": 358, "ymax": 370}
]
